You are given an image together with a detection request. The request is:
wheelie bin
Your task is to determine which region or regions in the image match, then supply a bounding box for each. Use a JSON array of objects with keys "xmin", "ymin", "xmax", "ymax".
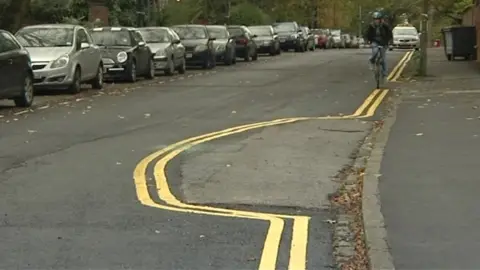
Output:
[{"xmin": 441, "ymin": 26, "xmax": 476, "ymax": 61}]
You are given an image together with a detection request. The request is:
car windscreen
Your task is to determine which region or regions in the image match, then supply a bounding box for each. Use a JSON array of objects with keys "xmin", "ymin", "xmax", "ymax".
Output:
[
  {"xmin": 139, "ymin": 29, "xmax": 170, "ymax": 43},
  {"xmin": 90, "ymin": 30, "xmax": 132, "ymax": 46},
  {"xmin": 393, "ymin": 28, "xmax": 418, "ymax": 36},
  {"xmin": 15, "ymin": 27, "xmax": 74, "ymax": 47},
  {"xmin": 249, "ymin": 27, "xmax": 272, "ymax": 36},
  {"xmin": 273, "ymin": 23, "xmax": 295, "ymax": 33},
  {"xmin": 171, "ymin": 26, "xmax": 207, "ymax": 40},
  {"xmin": 207, "ymin": 27, "xmax": 228, "ymax": 39},
  {"xmin": 227, "ymin": 28, "xmax": 243, "ymax": 37}
]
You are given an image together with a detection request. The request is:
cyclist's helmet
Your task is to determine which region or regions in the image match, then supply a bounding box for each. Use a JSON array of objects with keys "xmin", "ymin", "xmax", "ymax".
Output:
[{"xmin": 372, "ymin": 12, "xmax": 382, "ymax": 19}]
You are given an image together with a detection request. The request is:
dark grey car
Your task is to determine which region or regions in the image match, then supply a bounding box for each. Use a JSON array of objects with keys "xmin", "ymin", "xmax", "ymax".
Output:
[
  {"xmin": 248, "ymin": 25, "xmax": 280, "ymax": 56},
  {"xmin": 206, "ymin": 25, "xmax": 236, "ymax": 65},
  {"xmin": 273, "ymin": 22, "xmax": 305, "ymax": 52},
  {"xmin": 300, "ymin": 26, "xmax": 315, "ymax": 51}
]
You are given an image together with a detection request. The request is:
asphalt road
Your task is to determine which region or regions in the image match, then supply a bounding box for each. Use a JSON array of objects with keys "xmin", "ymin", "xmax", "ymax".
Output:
[{"xmin": 0, "ymin": 48, "xmax": 405, "ymax": 269}]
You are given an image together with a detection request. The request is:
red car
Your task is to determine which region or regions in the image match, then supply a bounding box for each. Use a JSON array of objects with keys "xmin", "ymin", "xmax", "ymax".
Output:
[{"xmin": 312, "ymin": 29, "xmax": 331, "ymax": 49}]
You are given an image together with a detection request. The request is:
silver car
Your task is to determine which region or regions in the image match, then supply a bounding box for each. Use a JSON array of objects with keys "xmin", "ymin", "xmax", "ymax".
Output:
[
  {"xmin": 15, "ymin": 24, "xmax": 104, "ymax": 93},
  {"xmin": 138, "ymin": 27, "xmax": 186, "ymax": 76}
]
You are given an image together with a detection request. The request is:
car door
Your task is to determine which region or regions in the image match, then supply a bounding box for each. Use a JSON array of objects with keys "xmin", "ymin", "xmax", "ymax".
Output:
[
  {"xmin": 132, "ymin": 30, "xmax": 149, "ymax": 72},
  {"xmin": 0, "ymin": 31, "xmax": 25, "ymax": 96},
  {"xmin": 170, "ymin": 30, "xmax": 184, "ymax": 64},
  {"xmin": 76, "ymin": 28, "xmax": 95, "ymax": 79}
]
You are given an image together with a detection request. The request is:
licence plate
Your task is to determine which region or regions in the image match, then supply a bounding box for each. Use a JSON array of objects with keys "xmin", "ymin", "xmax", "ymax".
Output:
[
  {"xmin": 186, "ymin": 53, "xmax": 193, "ymax": 58},
  {"xmin": 279, "ymin": 38, "xmax": 286, "ymax": 42},
  {"xmin": 34, "ymin": 73, "xmax": 42, "ymax": 79}
]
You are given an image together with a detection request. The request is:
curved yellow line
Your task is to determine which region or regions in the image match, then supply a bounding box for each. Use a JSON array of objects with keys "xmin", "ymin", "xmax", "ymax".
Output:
[{"xmin": 133, "ymin": 87, "xmax": 391, "ymax": 269}]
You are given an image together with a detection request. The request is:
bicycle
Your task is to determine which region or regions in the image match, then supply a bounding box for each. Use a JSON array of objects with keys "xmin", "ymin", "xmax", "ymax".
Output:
[{"xmin": 372, "ymin": 45, "xmax": 384, "ymax": 89}]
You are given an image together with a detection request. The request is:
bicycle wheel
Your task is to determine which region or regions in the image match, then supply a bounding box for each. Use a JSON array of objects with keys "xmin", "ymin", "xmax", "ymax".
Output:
[{"xmin": 374, "ymin": 61, "xmax": 380, "ymax": 89}]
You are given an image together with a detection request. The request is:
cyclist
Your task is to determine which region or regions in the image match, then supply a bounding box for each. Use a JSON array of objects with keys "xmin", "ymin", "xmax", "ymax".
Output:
[{"xmin": 365, "ymin": 11, "xmax": 393, "ymax": 79}]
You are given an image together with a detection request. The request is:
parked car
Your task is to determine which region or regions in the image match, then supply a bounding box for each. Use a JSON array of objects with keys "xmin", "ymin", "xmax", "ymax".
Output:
[
  {"xmin": 15, "ymin": 24, "xmax": 104, "ymax": 93},
  {"xmin": 342, "ymin": 34, "xmax": 352, "ymax": 48},
  {"xmin": 90, "ymin": 27, "xmax": 154, "ymax": 82},
  {"xmin": 171, "ymin": 24, "xmax": 216, "ymax": 69},
  {"xmin": 330, "ymin": 29, "xmax": 345, "ymax": 48},
  {"xmin": 390, "ymin": 24, "xmax": 420, "ymax": 50},
  {"xmin": 358, "ymin": 37, "xmax": 366, "ymax": 47},
  {"xmin": 0, "ymin": 30, "xmax": 34, "ymax": 107},
  {"xmin": 272, "ymin": 22, "xmax": 305, "ymax": 52},
  {"xmin": 227, "ymin": 25, "xmax": 258, "ymax": 62},
  {"xmin": 300, "ymin": 26, "xmax": 315, "ymax": 51},
  {"xmin": 350, "ymin": 36, "xmax": 360, "ymax": 48},
  {"xmin": 138, "ymin": 27, "xmax": 186, "ymax": 75},
  {"xmin": 312, "ymin": 28, "xmax": 331, "ymax": 49},
  {"xmin": 205, "ymin": 25, "xmax": 236, "ymax": 65},
  {"xmin": 248, "ymin": 25, "xmax": 280, "ymax": 56}
]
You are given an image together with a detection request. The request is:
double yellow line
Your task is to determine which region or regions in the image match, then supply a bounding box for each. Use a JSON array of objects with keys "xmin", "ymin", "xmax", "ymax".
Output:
[
  {"xmin": 387, "ymin": 50, "xmax": 414, "ymax": 82},
  {"xmin": 132, "ymin": 89, "xmax": 389, "ymax": 270}
]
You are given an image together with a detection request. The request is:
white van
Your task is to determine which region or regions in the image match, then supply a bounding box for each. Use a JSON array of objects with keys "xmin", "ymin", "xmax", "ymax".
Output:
[{"xmin": 390, "ymin": 24, "xmax": 419, "ymax": 50}]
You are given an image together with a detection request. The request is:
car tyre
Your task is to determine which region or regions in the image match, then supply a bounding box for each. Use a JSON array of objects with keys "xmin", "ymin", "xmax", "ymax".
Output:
[
  {"xmin": 14, "ymin": 73, "xmax": 34, "ymax": 107},
  {"xmin": 126, "ymin": 61, "xmax": 137, "ymax": 82},
  {"xmin": 90, "ymin": 64, "xmax": 103, "ymax": 89},
  {"xmin": 177, "ymin": 57, "xmax": 186, "ymax": 74},
  {"xmin": 244, "ymin": 50, "xmax": 251, "ymax": 62},
  {"xmin": 224, "ymin": 50, "xmax": 233, "ymax": 65},
  {"xmin": 69, "ymin": 68, "xmax": 81, "ymax": 94},
  {"xmin": 146, "ymin": 59, "xmax": 155, "ymax": 79},
  {"xmin": 165, "ymin": 57, "xmax": 175, "ymax": 76},
  {"xmin": 252, "ymin": 49, "xmax": 258, "ymax": 61}
]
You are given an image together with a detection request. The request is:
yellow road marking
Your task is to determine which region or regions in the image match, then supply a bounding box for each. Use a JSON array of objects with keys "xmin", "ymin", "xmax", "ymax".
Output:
[
  {"xmin": 365, "ymin": 89, "xmax": 390, "ymax": 117},
  {"xmin": 390, "ymin": 51, "xmax": 414, "ymax": 82},
  {"xmin": 387, "ymin": 51, "xmax": 412, "ymax": 81},
  {"xmin": 289, "ymin": 216, "xmax": 310, "ymax": 270},
  {"xmin": 133, "ymin": 87, "xmax": 391, "ymax": 269}
]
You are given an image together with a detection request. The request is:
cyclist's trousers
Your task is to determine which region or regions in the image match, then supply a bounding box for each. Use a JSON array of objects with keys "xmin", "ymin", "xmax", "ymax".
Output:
[{"xmin": 369, "ymin": 42, "xmax": 387, "ymax": 77}]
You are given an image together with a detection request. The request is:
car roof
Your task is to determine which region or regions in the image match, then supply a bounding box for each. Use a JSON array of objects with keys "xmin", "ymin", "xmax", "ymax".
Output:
[
  {"xmin": 91, "ymin": 26, "xmax": 135, "ymax": 32},
  {"xmin": 138, "ymin": 27, "xmax": 170, "ymax": 30},
  {"xmin": 20, "ymin": 24, "xmax": 77, "ymax": 30},
  {"xmin": 206, "ymin": 25, "xmax": 227, "ymax": 28},
  {"xmin": 172, "ymin": 24, "xmax": 206, "ymax": 28}
]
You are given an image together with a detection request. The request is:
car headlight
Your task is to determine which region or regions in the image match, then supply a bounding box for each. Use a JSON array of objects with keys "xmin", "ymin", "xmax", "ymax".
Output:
[
  {"xmin": 155, "ymin": 50, "xmax": 166, "ymax": 57},
  {"xmin": 290, "ymin": 34, "xmax": 297, "ymax": 39},
  {"xmin": 216, "ymin": 44, "xmax": 225, "ymax": 51},
  {"xmin": 117, "ymin": 51, "xmax": 128, "ymax": 63},
  {"xmin": 51, "ymin": 55, "xmax": 69, "ymax": 68},
  {"xmin": 195, "ymin": 45, "xmax": 208, "ymax": 52}
]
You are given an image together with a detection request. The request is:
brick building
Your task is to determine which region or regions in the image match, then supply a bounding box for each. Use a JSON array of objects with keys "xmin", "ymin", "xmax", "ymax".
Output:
[{"xmin": 88, "ymin": 0, "xmax": 109, "ymax": 25}]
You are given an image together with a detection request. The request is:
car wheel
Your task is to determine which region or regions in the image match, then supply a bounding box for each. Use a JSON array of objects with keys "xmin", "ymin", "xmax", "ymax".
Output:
[
  {"xmin": 146, "ymin": 59, "xmax": 155, "ymax": 79},
  {"xmin": 210, "ymin": 53, "xmax": 216, "ymax": 69},
  {"xmin": 68, "ymin": 68, "xmax": 81, "ymax": 94},
  {"xmin": 244, "ymin": 50, "xmax": 251, "ymax": 61},
  {"xmin": 252, "ymin": 49, "xmax": 258, "ymax": 61},
  {"xmin": 202, "ymin": 56, "xmax": 211, "ymax": 69},
  {"xmin": 177, "ymin": 57, "xmax": 186, "ymax": 74},
  {"xmin": 165, "ymin": 57, "xmax": 175, "ymax": 76},
  {"xmin": 127, "ymin": 61, "xmax": 137, "ymax": 82},
  {"xmin": 90, "ymin": 64, "xmax": 103, "ymax": 89},
  {"xmin": 14, "ymin": 73, "xmax": 34, "ymax": 107},
  {"xmin": 232, "ymin": 51, "xmax": 237, "ymax": 64}
]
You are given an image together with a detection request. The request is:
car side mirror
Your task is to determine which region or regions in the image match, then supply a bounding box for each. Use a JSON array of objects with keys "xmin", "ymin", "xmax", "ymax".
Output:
[
  {"xmin": 297, "ymin": 29, "xmax": 303, "ymax": 33},
  {"xmin": 252, "ymin": 34, "xmax": 258, "ymax": 38},
  {"xmin": 208, "ymin": 37, "xmax": 216, "ymax": 41},
  {"xmin": 172, "ymin": 39, "xmax": 181, "ymax": 44},
  {"xmin": 138, "ymin": 41, "xmax": 146, "ymax": 47},
  {"xmin": 273, "ymin": 32, "xmax": 278, "ymax": 35},
  {"xmin": 80, "ymin": 42, "xmax": 90, "ymax": 49}
]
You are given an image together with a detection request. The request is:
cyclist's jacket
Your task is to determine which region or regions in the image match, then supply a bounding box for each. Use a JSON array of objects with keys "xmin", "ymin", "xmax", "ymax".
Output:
[{"xmin": 365, "ymin": 22, "xmax": 392, "ymax": 46}]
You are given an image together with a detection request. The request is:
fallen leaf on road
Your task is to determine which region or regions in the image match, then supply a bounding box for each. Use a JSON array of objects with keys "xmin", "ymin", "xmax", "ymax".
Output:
[
  {"xmin": 324, "ymin": 219, "xmax": 336, "ymax": 224},
  {"xmin": 231, "ymin": 111, "xmax": 236, "ymax": 114},
  {"xmin": 144, "ymin": 113, "xmax": 151, "ymax": 118},
  {"xmin": 374, "ymin": 173, "xmax": 382, "ymax": 177},
  {"xmin": 118, "ymin": 115, "xmax": 125, "ymax": 119},
  {"xmin": 450, "ymin": 106, "xmax": 455, "ymax": 109},
  {"xmin": 27, "ymin": 130, "xmax": 37, "ymax": 133},
  {"xmin": 417, "ymin": 106, "xmax": 424, "ymax": 108},
  {"xmin": 416, "ymin": 133, "xmax": 423, "ymax": 136},
  {"xmin": 116, "ymin": 162, "xmax": 122, "ymax": 165},
  {"xmin": 466, "ymin": 118, "xmax": 473, "ymax": 120},
  {"xmin": 155, "ymin": 230, "xmax": 160, "ymax": 234},
  {"xmin": 473, "ymin": 106, "xmax": 478, "ymax": 109},
  {"xmin": 226, "ymin": 164, "xmax": 231, "ymax": 167},
  {"xmin": 427, "ymin": 99, "xmax": 431, "ymax": 102},
  {"xmin": 199, "ymin": 235, "xmax": 205, "ymax": 238}
]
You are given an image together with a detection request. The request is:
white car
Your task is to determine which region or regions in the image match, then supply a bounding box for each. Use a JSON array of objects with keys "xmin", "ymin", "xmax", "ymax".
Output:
[{"xmin": 389, "ymin": 26, "xmax": 419, "ymax": 50}]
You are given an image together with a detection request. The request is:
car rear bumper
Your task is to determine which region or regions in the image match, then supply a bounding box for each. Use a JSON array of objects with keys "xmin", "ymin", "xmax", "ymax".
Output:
[
  {"xmin": 391, "ymin": 43, "xmax": 418, "ymax": 49},
  {"xmin": 153, "ymin": 56, "xmax": 168, "ymax": 70},
  {"xmin": 279, "ymin": 39, "xmax": 298, "ymax": 49},
  {"xmin": 257, "ymin": 45, "xmax": 273, "ymax": 53}
]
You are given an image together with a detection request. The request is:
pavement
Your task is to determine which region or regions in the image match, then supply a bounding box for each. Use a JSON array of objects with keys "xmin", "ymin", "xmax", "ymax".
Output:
[
  {"xmin": 376, "ymin": 48, "xmax": 480, "ymax": 269},
  {"xmin": 0, "ymin": 48, "xmax": 406, "ymax": 269}
]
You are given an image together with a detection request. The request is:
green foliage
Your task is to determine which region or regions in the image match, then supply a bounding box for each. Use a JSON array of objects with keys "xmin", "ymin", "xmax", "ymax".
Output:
[
  {"xmin": 161, "ymin": 1, "xmax": 200, "ymax": 25},
  {"xmin": 229, "ymin": 2, "xmax": 271, "ymax": 25}
]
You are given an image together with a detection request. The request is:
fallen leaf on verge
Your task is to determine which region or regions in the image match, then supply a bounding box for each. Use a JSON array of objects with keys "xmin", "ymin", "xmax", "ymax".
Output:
[
  {"xmin": 199, "ymin": 235, "xmax": 205, "ymax": 238},
  {"xmin": 116, "ymin": 162, "xmax": 122, "ymax": 165},
  {"xmin": 27, "ymin": 130, "xmax": 37, "ymax": 133},
  {"xmin": 416, "ymin": 133, "xmax": 423, "ymax": 136},
  {"xmin": 466, "ymin": 118, "xmax": 473, "ymax": 120},
  {"xmin": 231, "ymin": 111, "xmax": 236, "ymax": 114},
  {"xmin": 324, "ymin": 219, "xmax": 336, "ymax": 224},
  {"xmin": 144, "ymin": 113, "xmax": 151, "ymax": 118},
  {"xmin": 118, "ymin": 115, "xmax": 125, "ymax": 119},
  {"xmin": 155, "ymin": 230, "xmax": 160, "ymax": 234}
]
